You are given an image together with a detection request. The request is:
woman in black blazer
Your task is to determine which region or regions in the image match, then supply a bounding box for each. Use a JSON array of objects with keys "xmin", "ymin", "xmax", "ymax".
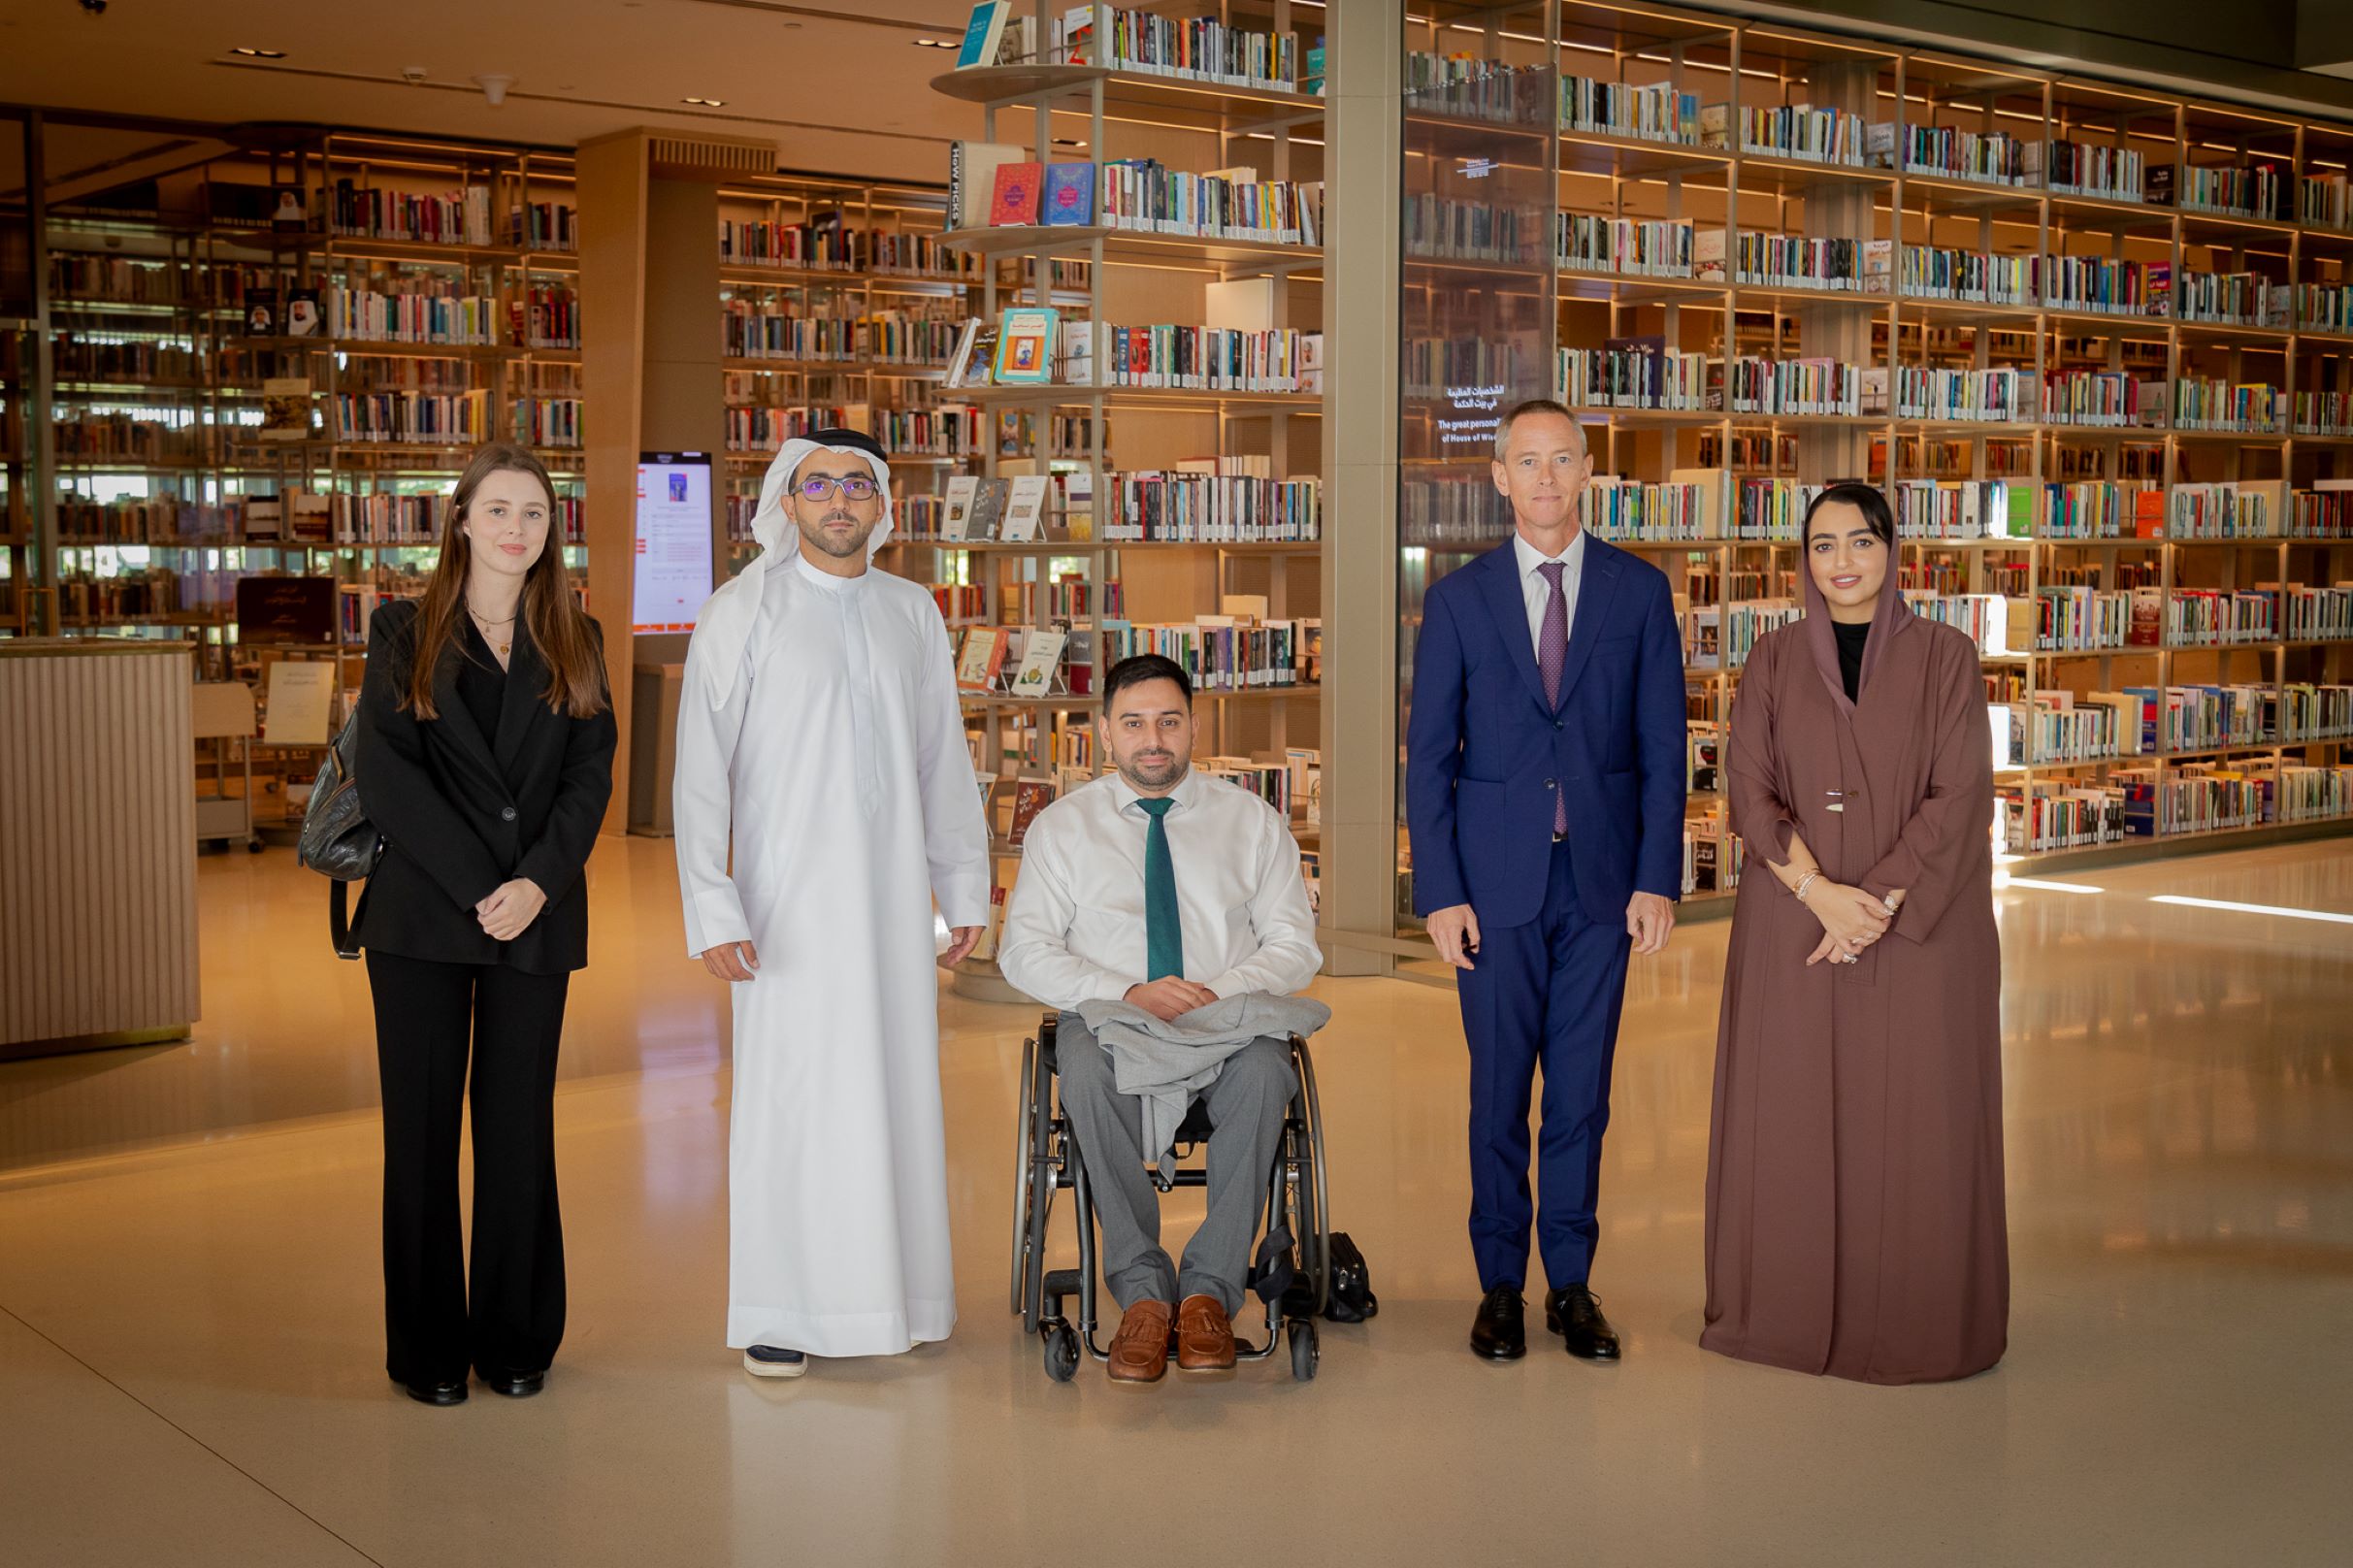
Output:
[{"xmin": 355, "ymin": 442, "xmax": 615, "ymax": 1406}]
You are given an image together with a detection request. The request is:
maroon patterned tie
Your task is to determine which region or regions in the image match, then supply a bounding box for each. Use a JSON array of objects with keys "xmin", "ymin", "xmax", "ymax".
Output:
[{"xmin": 1538, "ymin": 560, "xmax": 1569, "ymax": 835}]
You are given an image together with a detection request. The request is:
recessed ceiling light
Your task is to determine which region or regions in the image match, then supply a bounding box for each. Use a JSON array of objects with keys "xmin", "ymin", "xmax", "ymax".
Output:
[
  {"xmin": 682, "ymin": 96, "xmax": 726, "ymax": 107},
  {"xmin": 1052, "ymin": 138, "xmax": 1088, "ymax": 148},
  {"xmin": 913, "ymin": 38, "xmax": 957, "ymax": 48},
  {"xmin": 232, "ymin": 47, "xmax": 287, "ymax": 58}
]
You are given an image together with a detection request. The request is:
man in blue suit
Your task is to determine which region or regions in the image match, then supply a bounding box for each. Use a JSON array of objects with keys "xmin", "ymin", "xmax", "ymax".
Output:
[{"xmin": 1407, "ymin": 398, "xmax": 1686, "ymax": 1362}]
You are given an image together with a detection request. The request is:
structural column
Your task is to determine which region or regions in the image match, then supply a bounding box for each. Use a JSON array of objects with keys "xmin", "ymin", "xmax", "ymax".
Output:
[
  {"xmin": 1319, "ymin": 0, "xmax": 1406, "ymax": 977},
  {"xmin": 577, "ymin": 128, "xmax": 770, "ymax": 830}
]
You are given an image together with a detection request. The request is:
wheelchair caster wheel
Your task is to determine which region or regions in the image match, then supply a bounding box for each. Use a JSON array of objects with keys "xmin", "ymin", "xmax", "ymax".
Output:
[
  {"xmin": 1289, "ymin": 1320, "xmax": 1318, "ymax": 1383},
  {"xmin": 245, "ymin": 839, "xmax": 265, "ymax": 854},
  {"xmin": 1043, "ymin": 1323, "xmax": 1079, "ymax": 1383}
]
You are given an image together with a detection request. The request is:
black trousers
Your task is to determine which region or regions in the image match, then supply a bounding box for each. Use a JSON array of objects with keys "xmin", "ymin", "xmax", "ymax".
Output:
[{"xmin": 366, "ymin": 950, "xmax": 571, "ymax": 1385}]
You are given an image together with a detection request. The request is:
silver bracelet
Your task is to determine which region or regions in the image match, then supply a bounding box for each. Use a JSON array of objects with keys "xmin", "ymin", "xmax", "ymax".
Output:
[{"xmin": 1792, "ymin": 869, "xmax": 1822, "ymax": 902}]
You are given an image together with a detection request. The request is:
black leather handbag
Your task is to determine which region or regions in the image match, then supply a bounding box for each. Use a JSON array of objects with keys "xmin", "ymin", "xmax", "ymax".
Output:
[{"xmin": 297, "ymin": 709, "xmax": 382, "ymax": 960}]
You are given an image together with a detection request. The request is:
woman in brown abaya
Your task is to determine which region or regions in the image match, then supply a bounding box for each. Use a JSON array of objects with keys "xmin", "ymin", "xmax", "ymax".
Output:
[{"xmin": 1701, "ymin": 482, "xmax": 2008, "ymax": 1384}]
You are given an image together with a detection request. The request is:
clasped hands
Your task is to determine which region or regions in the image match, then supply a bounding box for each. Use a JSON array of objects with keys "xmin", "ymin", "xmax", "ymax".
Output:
[
  {"xmin": 1801, "ymin": 880, "xmax": 1906, "ymax": 966},
  {"xmin": 475, "ymin": 879, "xmax": 547, "ymax": 942}
]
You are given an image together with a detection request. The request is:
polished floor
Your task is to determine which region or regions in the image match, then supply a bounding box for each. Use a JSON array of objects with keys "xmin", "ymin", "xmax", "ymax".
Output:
[{"xmin": 0, "ymin": 837, "xmax": 2347, "ymax": 1566}]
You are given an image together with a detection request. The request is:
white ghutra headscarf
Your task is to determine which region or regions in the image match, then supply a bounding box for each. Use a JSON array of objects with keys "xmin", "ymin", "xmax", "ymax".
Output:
[{"xmin": 691, "ymin": 428, "xmax": 894, "ymax": 709}]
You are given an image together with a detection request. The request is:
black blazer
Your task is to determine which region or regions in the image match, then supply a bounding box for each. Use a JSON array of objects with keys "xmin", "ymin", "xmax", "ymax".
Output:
[{"xmin": 354, "ymin": 598, "xmax": 617, "ymax": 974}]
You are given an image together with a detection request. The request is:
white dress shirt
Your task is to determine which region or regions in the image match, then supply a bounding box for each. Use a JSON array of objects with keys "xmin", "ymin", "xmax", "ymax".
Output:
[
  {"xmin": 998, "ymin": 768, "xmax": 1322, "ymax": 1011},
  {"xmin": 1514, "ymin": 527, "xmax": 1587, "ymax": 654}
]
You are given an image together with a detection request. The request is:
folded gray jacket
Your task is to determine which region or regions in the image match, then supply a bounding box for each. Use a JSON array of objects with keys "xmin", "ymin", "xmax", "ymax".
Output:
[{"xmin": 1073, "ymin": 993, "xmax": 1332, "ymax": 1179}]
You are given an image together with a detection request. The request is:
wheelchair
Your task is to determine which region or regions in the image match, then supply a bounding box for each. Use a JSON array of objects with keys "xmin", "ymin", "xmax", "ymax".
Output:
[{"xmin": 1009, "ymin": 1012, "xmax": 1330, "ymax": 1383}]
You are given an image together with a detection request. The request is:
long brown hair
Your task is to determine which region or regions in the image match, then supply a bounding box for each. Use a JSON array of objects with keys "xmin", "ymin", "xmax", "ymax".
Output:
[{"xmin": 401, "ymin": 442, "xmax": 607, "ymax": 720}]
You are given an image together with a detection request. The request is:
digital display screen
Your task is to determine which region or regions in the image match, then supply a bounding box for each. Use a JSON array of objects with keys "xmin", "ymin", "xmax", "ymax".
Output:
[{"xmin": 633, "ymin": 451, "xmax": 714, "ymax": 634}]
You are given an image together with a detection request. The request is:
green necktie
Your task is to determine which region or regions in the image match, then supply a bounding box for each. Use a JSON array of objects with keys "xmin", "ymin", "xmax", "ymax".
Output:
[{"xmin": 1136, "ymin": 797, "xmax": 1183, "ymax": 981}]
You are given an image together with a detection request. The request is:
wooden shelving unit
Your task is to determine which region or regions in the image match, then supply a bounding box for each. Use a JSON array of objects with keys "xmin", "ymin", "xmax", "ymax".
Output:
[
  {"xmin": 1398, "ymin": 0, "xmax": 2353, "ymax": 927},
  {"xmin": 927, "ymin": 1, "xmax": 1327, "ymax": 996}
]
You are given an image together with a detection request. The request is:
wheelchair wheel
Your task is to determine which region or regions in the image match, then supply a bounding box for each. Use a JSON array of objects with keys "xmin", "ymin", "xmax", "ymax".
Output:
[
  {"xmin": 1009, "ymin": 1033, "xmax": 1038, "ymax": 1316},
  {"xmin": 1043, "ymin": 1323, "xmax": 1080, "ymax": 1383},
  {"xmin": 1291, "ymin": 1037, "xmax": 1331, "ymax": 1317},
  {"xmin": 1289, "ymin": 1319, "xmax": 1319, "ymax": 1382}
]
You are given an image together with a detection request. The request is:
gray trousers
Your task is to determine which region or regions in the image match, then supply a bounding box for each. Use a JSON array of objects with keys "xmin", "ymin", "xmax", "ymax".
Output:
[{"xmin": 1055, "ymin": 1011, "xmax": 1297, "ymax": 1317}]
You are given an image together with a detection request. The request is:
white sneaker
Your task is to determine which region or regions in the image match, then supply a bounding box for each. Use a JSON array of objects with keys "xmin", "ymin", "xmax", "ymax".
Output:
[{"xmin": 743, "ymin": 1345, "xmax": 807, "ymax": 1379}]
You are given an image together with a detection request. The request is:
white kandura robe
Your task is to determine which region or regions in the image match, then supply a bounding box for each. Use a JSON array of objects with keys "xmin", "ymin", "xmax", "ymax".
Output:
[{"xmin": 675, "ymin": 550, "xmax": 990, "ymax": 1356}]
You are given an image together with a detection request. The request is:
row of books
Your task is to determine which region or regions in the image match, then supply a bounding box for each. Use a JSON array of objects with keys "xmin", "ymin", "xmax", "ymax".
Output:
[
  {"xmin": 1684, "ymin": 600, "xmax": 1803, "ymax": 668},
  {"xmin": 718, "ymin": 216, "xmax": 973, "ymax": 277},
  {"xmin": 2001, "ymin": 782, "xmax": 2130, "ymax": 852},
  {"xmin": 1995, "ymin": 694, "xmax": 2131, "ymax": 766},
  {"xmin": 325, "ymin": 284, "xmax": 498, "ymax": 345},
  {"xmin": 1683, "ymin": 816, "xmax": 1748, "ymax": 896},
  {"xmin": 1893, "ymin": 365, "xmax": 2035, "ymax": 423},
  {"xmin": 49, "ymin": 255, "xmax": 192, "ymax": 304},
  {"xmin": 719, "ymin": 307, "xmax": 963, "ymax": 364},
  {"xmin": 2117, "ymin": 763, "xmax": 2353, "ymax": 834},
  {"xmin": 2173, "ymin": 377, "xmax": 2285, "ymax": 433},
  {"xmin": 1556, "ymin": 342, "xmax": 1707, "ymax": 410},
  {"xmin": 54, "ymin": 415, "xmax": 200, "ymax": 461},
  {"xmin": 1097, "ymin": 471, "xmax": 1322, "ymax": 543},
  {"xmin": 512, "ymin": 397, "xmax": 582, "ymax": 448},
  {"xmin": 1696, "ymin": 229, "xmax": 1867, "ymax": 291},
  {"xmin": 1556, "ymin": 214, "xmax": 1693, "ymax": 278},
  {"xmin": 1084, "ymin": 323, "xmax": 1320, "ymax": 392},
  {"xmin": 1404, "ymin": 195, "xmax": 1532, "ymax": 265},
  {"xmin": 1096, "ymin": 162, "xmax": 1322, "ymax": 245},
  {"xmin": 1705, "ymin": 103, "xmax": 1871, "ymax": 166},
  {"xmin": 51, "ymin": 335, "xmax": 205, "ymax": 382},
  {"xmin": 510, "ymin": 285, "xmax": 581, "ymax": 350},
  {"xmin": 329, "ymin": 390, "xmax": 489, "ymax": 446},
  {"xmin": 2178, "ymin": 162, "xmax": 2295, "ymax": 221},
  {"xmin": 1562, "ymin": 77, "xmax": 1700, "ymax": 144},
  {"xmin": 2044, "ymin": 139, "xmax": 2144, "ymax": 202},
  {"xmin": 1725, "ymin": 356, "xmax": 1861, "ymax": 417},
  {"xmin": 1874, "ymin": 124, "xmax": 2039, "ymax": 185},
  {"xmin": 1098, "ymin": 616, "xmax": 1319, "ymax": 692},
  {"xmin": 323, "ymin": 181, "xmax": 498, "ymax": 247}
]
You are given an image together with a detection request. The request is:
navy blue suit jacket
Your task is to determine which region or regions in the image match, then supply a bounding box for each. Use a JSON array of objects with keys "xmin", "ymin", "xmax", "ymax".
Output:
[{"xmin": 1406, "ymin": 535, "xmax": 1687, "ymax": 930}]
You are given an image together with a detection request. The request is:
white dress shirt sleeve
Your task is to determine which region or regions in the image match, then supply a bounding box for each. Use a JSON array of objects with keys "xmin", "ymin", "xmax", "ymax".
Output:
[
  {"xmin": 674, "ymin": 621, "xmax": 756, "ymax": 959},
  {"xmin": 997, "ymin": 808, "xmax": 1139, "ymax": 1011},
  {"xmin": 1201, "ymin": 807, "xmax": 1324, "ymax": 1000}
]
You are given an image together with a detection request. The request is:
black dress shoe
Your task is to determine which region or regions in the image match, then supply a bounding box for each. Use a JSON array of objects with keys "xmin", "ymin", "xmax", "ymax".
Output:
[
  {"xmin": 393, "ymin": 1374, "xmax": 468, "ymax": 1406},
  {"xmin": 1544, "ymin": 1285, "xmax": 1621, "ymax": 1361},
  {"xmin": 477, "ymin": 1368, "xmax": 546, "ymax": 1398},
  {"xmin": 1470, "ymin": 1284, "xmax": 1527, "ymax": 1361}
]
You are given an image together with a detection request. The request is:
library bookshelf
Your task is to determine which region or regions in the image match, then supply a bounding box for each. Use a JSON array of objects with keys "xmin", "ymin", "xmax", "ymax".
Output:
[
  {"xmin": 1399, "ymin": 0, "xmax": 2353, "ymax": 926},
  {"xmin": 928, "ymin": 2, "xmax": 1327, "ymax": 996},
  {"xmin": 17, "ymin": 126, "xmax": 583, "ymax": 831}
]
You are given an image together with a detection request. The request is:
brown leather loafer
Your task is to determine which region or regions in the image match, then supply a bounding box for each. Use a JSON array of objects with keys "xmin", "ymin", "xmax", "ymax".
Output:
[
  {"xmin": 1107, "ymin": 1299, "xmax": 1173, "ymax": 1384},
  {"xmin": 1175, "ymin": 1294, "xmax": 1237, "ymax": 1373}
]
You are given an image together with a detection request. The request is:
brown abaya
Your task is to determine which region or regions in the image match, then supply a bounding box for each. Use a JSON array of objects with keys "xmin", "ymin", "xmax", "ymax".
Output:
[{"xmin": 1701, "ymin": 583, "xmax": 2009, "ymax": 1385}]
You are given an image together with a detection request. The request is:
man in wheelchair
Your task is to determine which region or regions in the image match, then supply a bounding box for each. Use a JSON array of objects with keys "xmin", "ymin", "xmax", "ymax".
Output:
[{"xmin": 999, "ymin": 655, "xmax": 1324, "ymax": 1383}]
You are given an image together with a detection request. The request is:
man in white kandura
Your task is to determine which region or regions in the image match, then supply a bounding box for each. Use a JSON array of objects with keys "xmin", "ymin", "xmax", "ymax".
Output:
[{"xmin": 674, "ymin": 428, "xmax": 990, "ymax": 1381}]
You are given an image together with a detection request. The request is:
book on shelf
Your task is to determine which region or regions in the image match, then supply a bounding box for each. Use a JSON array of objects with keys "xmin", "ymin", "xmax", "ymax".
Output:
[
  {"xmin": 957, "ymin": 1, "xmax": 1012, "ymax": 69},
  {"xmin": 944, "ymin": 319, "xmax": 997, "ymax": 388},
  {"xmin": 260, "ymin": 377, "xmax": 313, "ymax": 441},
  {"xmin": 1103, "ymin": 161, "xmax": 1322, "ymax": 245},
  {"xmin": 1704, "ymin": 102, "xmax": 1870, "ymax": 165},
  {"xmin": 1007, "ymin": 630, "xmax": 1068, "ymax": 699},
  {"xmin": 994, "ymin": 307, "xmax": 1059, "ymax": 383},
  {"xmin": 1557, "ymin": 214, "xmax": 1693, "ymax": 278},
  {"xmin": 245, "ymin": 287, "xmax": 278, "ymax": 336},
  {"xmin": 1001, "ymin": 474, "xmax": 1052, "ymax": 541},
  {"xmin": 956, "ymin": 625, "xmax": 1011, "ymax": 691},
  {"xmin": 284, "ymin": 289, "xmax": 321, "ymax": 339},
  {"xmin": 2169, "ymin": 480, "xmax": 2281, "ymax": 539},
  {"xmin": 1041, "ymin": 161, "xmax": 1096, "ymax": 225},
  {"xmin": 990, "ymin": 161, "xmax": 1045, "ymax": 226},
  {"xmin": 940, "ymin": 474, "xmax": 980, "ymax": 540},
  {"xmin": 2001, "ymin": 782, "xmax": 2130, "ymax": 854},
  {"xmin": 1007, "ymin": 777, "xmax": 1057, "ymax": 845}
]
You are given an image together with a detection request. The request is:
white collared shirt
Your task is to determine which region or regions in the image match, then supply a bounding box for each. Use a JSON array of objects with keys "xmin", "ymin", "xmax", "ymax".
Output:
[
  {"xmin": 997, "ymin": 768, "xmax": 1322, "ymax": 1010},
  {"xmin": 1513, "ymin": 527, "xmax": 1586, "ymax": 655}
]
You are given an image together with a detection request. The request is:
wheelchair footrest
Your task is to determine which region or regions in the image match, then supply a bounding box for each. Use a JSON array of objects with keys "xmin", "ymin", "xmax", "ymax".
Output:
[{"xmin": 1042, "ymin": 1268, "xmax": 1084, "ymax": 1299}]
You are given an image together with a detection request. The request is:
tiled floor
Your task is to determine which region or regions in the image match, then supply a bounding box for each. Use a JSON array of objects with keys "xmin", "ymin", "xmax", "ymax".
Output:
[{"xmin": 0, "ymin": 837, "xmax": 2346, "ymax": 1566}]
